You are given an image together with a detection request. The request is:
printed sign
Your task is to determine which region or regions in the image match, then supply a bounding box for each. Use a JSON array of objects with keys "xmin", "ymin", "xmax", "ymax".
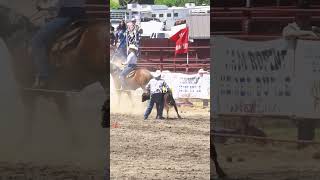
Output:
[
  {"xmin": 151, "ymin": 72, "xmax": 210, "ymax": 99},
  {"xmin": 294, "ymin": 40, "xmax": 320, "ymax": 118},
  {"xmin": 213, "ymin": 36, "xmax": 295, "ymax": 116}
]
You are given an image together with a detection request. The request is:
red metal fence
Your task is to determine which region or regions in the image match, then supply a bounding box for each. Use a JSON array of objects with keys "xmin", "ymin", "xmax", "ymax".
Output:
[
  {"xmin": 138, "ymin": 39, "xmax": 210, "ymax": 73},
  {"xmin": 211, "ymin": 3, "xmax": 320, "ymax": 36}
]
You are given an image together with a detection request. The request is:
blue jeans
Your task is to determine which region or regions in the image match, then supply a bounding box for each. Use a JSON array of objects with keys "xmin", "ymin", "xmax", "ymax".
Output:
[
  {"xmin": 144, "ymin": 93, "xmax": 164, "ymax": 119},
  {"xmin": 114, "ymin": 47, "xmax": 127, "ymax": 62},
  {"xmin": 120, "ymin": 64, "xmax": 136, "ymax": 88},
  {"xmin": 31, "ymin": 17, "xmax": 72, "ymax": 80}
]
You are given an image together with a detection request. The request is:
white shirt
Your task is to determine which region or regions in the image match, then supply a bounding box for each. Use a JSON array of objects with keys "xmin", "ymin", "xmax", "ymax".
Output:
[
  {"xmin": 146, "ymin": 78, "xmax": 169, "ymax": 95},
  {"xmin": 125, "ymin": 52, "xmax": 137, "ymax": 65}
]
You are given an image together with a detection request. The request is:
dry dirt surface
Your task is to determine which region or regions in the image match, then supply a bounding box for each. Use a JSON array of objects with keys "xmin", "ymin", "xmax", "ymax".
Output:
[
  {"xmin": 0, "ymin": 162, "xmax": 105, "ymax": 179},
  {"xmin": 110, "ymin": 106, "xmax": 210, "ymax": 179},
  {"xmin": 213, "ymin": 143, "xmax": 320, "ymax": 180}
]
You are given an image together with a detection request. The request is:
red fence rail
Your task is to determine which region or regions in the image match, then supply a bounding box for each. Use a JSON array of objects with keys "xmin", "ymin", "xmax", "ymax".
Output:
[
  {"xmin": 211, "ymin": 8, "xmax": 320, "ymax": 36},
  {"xmin": 138, "ymin": 46, "xmax": 210, "ymax": 73}
]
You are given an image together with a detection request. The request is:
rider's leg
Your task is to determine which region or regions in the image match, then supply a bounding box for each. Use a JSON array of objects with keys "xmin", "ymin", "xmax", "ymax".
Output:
[
  {"xmin": 31, "ymin": 17, "xmax": 71, "ymax": 87},
  {"xmin": 119, "ymin": 65, "xmax": 133, "ymax": 89},
  {"xmin": 144, "ymin": 95, "xmax": 155, "ymax": 120},
  {"xmin": 154, "ymin": 93, "xmax": 164, "ymax": 119},
  {"xmin": 158, "ymin": 94, "xmax": 165, "ymax": 118}
]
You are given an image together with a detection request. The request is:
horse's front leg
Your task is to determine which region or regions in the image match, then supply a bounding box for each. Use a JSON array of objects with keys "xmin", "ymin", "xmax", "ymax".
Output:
[
  {"xmin": 126, "ymin": 91, "xmax": 134, "ymax": 107},
  {"xmin": 54, "ymin": 94, "xmax": 78, "ymax": 148},
  {"xmin": 117, "ymin": 90, "xmax": 121, "ymax": 107}
]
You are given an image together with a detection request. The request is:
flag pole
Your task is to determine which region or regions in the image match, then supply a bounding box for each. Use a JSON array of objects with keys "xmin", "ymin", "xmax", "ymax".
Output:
[
  {"xmin": 187, "ymin": 52, "xmax": 189, "ymax": 64},
  {"xmin": 186, "ymin": 24, "xmax": 189, "ymax": 73},
  {"xmin": 187, "ymin": 23, "xmax": 189, "ymax": 65}
]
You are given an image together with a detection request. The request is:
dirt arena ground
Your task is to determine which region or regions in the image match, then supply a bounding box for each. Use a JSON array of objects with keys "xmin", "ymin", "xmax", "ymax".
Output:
[
  {"xmin": 214, "ymin": 142, "xmax": 320, "ymax": 180},
  {"xmin": 110, "ymin": 94, "xmax": 211, "ymax": 179}
]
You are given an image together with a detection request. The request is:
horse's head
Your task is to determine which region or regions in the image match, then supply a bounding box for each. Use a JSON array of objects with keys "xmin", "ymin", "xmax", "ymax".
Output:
[{"xmin": 0, "ymin": 5, "xmax": 35, "ymax": 42}]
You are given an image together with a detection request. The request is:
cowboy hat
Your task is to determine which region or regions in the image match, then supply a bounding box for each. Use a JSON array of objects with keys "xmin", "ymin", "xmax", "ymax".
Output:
[
  {"xmin": 198, "ymin": 68, "xmax": 207, "ymax": 73},
  {"xmin": 128, "ymin": 44, "xmax": 138, "ymax": 51},
  {"xmin": 154, "ymin": 70, "xmax": 161, "ymax": 78}
]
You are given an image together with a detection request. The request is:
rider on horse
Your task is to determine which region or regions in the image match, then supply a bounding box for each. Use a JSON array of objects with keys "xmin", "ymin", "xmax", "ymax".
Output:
[
  {"xmin": 119, "ymin": 44, "xmax": 138, "ymax": 90},
  {"xmin": 31, "ymin": 0, "xmax": 86, "ymax": 88}
]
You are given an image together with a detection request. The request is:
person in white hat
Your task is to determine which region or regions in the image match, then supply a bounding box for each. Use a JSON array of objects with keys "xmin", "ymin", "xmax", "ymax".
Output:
[
  {"xmin": 144, "ymin": 70, "xmax": 170, "ymax": 120},
  {"xmin": 119, "ymin": 44, "xmax": 138, "ymax": 89},
  {"xmin": 198, "ymin": 68, "xmax": 208, "ymax": 77}
]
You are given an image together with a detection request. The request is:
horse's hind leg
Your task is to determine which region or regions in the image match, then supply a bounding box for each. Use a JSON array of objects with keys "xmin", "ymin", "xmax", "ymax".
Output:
[{"xmin": 54, "ymin": 94, "xmax": 78, "ymax": 147}]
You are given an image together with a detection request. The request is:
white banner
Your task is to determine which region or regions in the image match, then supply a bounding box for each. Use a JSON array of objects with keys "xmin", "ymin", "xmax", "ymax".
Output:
[
  {"xmin": 294, "ymin": 40, "xmax": 320, "ymax": 118},
  {"xmin": 151, "ymin": 71, "xmax": 210, "ymax": 99},
  {"xmin": 213, "ymin": 36, "xmax": 294, "ymax": 116},
  {"xmin": 110, "ymin": 71, "xmax": 210, "ymax": 99}
]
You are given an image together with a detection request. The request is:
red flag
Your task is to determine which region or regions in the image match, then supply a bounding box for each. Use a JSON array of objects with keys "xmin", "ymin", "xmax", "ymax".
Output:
[{"xmin": 170, "ymin": 27, "xmax": 189, "ymax": 56}]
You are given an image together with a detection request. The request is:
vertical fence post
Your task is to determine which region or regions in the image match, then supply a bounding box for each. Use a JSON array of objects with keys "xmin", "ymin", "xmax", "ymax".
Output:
[{"xmin": 242, "ymin": 9, "xmax": 251, "ymax": 35}]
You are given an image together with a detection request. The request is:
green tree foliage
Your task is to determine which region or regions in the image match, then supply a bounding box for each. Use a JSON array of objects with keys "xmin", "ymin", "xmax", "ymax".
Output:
[
  {"xmin": 155, "ymin": 0, "xmax": 209, "ymax": 6},
  {"xmin": 110, "ymin": 0, "xmax": 120, "ymax": 9}
]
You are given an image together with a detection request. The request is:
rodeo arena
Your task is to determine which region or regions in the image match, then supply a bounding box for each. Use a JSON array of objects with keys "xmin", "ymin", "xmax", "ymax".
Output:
[
  {"xmin": 211, "ymin": 0, "xmax": 320, "ymax": 179},
  {"xmin": 109, "ymin": 2, "xmax": 211, "ymax": 179}
]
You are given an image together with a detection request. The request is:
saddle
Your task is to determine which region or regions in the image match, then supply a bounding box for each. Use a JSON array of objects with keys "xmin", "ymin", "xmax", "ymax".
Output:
[
  {"xmin": 51, "ymin": 19, "xmax": 88, "ymax": 53},
  {"xmin": 126, "ymin": 68, "xmax": 138, "ymax": 79},
  {"xmin": 49, "ymin": 19, "xmax": 89, "ymax": 66}
]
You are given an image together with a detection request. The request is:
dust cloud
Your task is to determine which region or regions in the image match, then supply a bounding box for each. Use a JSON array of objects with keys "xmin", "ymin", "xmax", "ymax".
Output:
[
  {"xmin": 0, "ymin": 39, "xmax": 107, "ymax": 172},
  {"xmin": 110, "ymin": 73, "xmax": 148, "ymax": 116}
]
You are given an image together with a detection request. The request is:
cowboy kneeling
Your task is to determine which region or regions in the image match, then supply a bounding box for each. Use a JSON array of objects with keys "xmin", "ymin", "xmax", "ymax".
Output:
[
  {"xmin": 144, "ymin": 70, "xmax": 169, "ymax": 120},
  {"xmin": 120, "ymin": 44, "xmax": 138, "ymax": 90}
]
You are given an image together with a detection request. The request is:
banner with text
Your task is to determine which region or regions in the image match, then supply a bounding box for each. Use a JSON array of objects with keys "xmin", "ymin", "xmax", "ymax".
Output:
[
  {"xmin": 213, "ymin": 36, "xmax": 295, "ymax": 116},
  {"xmin": 294, "ymin": 40, "xmax": 320, "ymax": 118},
  {"xmin": 151, "ymin": 72, "xmax": 210, "ymax": 99}
]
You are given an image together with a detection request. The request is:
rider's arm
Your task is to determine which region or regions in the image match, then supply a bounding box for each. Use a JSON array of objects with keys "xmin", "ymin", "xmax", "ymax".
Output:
[{"xmin": 146, "ymin": 81, "xmax": 151, "ymax": 93}]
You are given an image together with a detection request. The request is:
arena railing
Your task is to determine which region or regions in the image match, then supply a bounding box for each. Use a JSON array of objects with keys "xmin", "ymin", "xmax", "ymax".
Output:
[
  {"xmin": 211, "ymin": 0, "xmax": 320, "ymax": 8},
  {"xmin": 138, "ymin": 46, "xmax": 210, "ymax": 73},
  {"xmin": 211, "ymin": 8, "xmax": 320, "ymax": 35},
  {"xmin": 85, "ymin": 4, "xmax": 108, "ymax": 20}
]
